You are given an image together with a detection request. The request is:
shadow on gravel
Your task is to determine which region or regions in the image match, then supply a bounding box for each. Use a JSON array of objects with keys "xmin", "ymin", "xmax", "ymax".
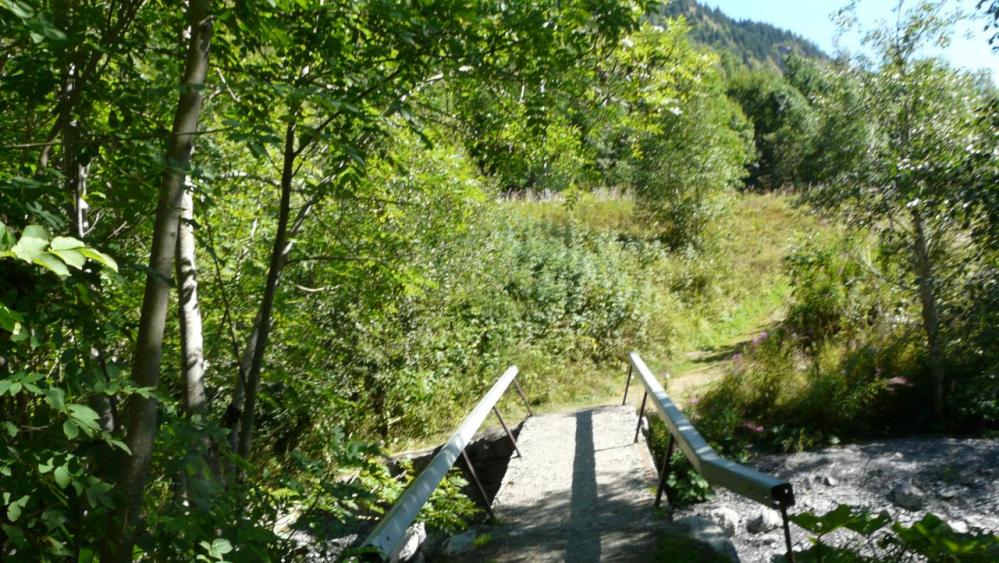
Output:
[{"xmin": 567, "ymin": 409, "xmax": 600, "ymax": 561}]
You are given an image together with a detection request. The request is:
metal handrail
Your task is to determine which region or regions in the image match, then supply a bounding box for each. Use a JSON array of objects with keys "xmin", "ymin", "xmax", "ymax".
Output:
[
  {"xmin": 624, "ymin": 351, "xmax": 797, "ymax": 562},
  {"xmin": 361, "ymin": 365, "xmax": 531, "ymax": 560}
]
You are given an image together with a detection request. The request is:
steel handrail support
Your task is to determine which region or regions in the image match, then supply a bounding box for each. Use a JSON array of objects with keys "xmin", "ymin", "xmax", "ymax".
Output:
[
  {"xmin": 624, "ymin": 352, "xmax": 797, "ymax": 563},
  {"xmin": 361, "ymin": 366, "xmax": 525, "ymax": 560}
]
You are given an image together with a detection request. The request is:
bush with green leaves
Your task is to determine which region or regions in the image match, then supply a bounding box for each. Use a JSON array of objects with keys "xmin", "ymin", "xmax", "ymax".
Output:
[
  {"xmin": 790, "ymin": 504, "xmax": 999, "ymax": 562},
  {"xmin": 645, "ymin": 417, "xmax": 713, "ymax": 507},
  {"xmin": 625, "ymin": 24, "xmax": 753, "ymax": 248},
  {"xmin": 727, "ymin": 66, "xmax": 818, "ymax": 191},
  {"xmin": 0, "ymin": 224, "xmax": 129, "ymax": 558},
  {"xmin": 692, "ymin": 232, "xmax": 933, "ymax": 452}
]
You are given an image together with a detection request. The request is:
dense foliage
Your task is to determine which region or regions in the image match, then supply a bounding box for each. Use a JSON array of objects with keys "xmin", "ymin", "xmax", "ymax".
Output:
[
  {"xmin": 792, "ymin": 504, "xmax": 999, "ymax": 562},
  {"xmin": 1, "ymin": 0, "xmax": 996, "ymax": 560}
]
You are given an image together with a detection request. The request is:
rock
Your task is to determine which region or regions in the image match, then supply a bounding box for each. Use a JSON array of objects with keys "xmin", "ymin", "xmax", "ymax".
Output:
[
  {"xmin": 442, "ymin": 529, "xmax": 477, "ymax": 557},
  {"xmin": 937, "ymin": 485, "xmax": 963, "ymax": 500},
  {"xmin": 948, "ymin": 520, "xmax": 969, "ymax": 534},
  {"xmin": 674, "ymin": 516, "xmax": 741, "ymax": 562},
  {"xmin": 709, "ymin": 507, "xmax": 740, "ymax": 537},
  {"xmin": 889, "ymin": 483, "xmax": 925, "ymax": 511},
  {"xmin": 760, "ymin": 535, "xmax": 778, "ymax": 545},
  {"xmin": 746, "ymin": 508, "xmax": 783, "ymax": 534},
  {"xmin": 390, "ymin": 522, "xmax": 426, "ymax": 562}
]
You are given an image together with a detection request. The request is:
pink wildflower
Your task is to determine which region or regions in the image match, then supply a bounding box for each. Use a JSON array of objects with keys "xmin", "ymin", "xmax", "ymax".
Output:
[{"xmin": 742, "ymin": 421, "xmax": 765, "ymax": 433}]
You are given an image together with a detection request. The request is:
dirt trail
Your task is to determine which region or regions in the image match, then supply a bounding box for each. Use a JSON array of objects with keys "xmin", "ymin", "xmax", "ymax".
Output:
[{"xmin": 667, "ymin": 330, "xmax": 768, "ymax": 406}]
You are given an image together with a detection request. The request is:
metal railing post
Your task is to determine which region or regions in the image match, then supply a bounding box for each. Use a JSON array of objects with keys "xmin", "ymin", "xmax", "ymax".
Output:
[
  {"xmin": 780, "ymin": 504, "xmax": 795, "ymax": 563},
  {"xmin": 653, "ymin": 434, "xmax": 675, "ymax": 509},
  {"xmin": 633, "ymin": 391, "xmax": 648, "ymax": 443},
  {"xmin": 622, "ymin": 364, "xmax": 634, "ymax": 405},
  {"xmin": 461, "ymin": 449, "xmax": 496, "ymax": 520},
  {"xmin": 513, "ymin": 379, "xmax": 534, "ymax": 417},
  {"xmin": 493, "ymin": 406, "xmax": 521, "ymax": 458}
]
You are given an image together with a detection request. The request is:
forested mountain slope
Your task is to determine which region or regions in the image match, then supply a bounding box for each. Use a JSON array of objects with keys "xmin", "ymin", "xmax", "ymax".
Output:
[{"xmin": 657, "ymin": 0, "xmax": 828, "ymax": 67}]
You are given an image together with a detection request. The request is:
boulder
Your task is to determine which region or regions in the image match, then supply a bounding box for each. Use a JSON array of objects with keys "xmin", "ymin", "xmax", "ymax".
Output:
[
  {"xmin": 746, "ymin": 508, "xmax": 783, "ymax": 534},
  {"xmin": 709, "ymin": 507, "xmax": 740, "ymax": 537},
  {"xmin": 442, "ymin": 529, "xmax": 477, "ymax": 557},
  {"xmin": 889, "ymin": 483, "xmax": 925, "ymax": 511},
  {"xmin": 389, "ymin": 522, "xmax": 426, "ymax": 562},
  {"xmin": 674, "ymin": 516, "xmax": 740, "ymax": 562}
]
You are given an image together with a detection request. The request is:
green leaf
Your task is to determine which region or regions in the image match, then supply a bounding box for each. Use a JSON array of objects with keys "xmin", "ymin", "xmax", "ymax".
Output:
[
  {"xmin": 844, "ymin": 510, "xmax": 891, "ymax": 536},
  {"xmin": 0, "ymin": 302, "xmax": 24, "ymax": 334},
  {"xmin": 78, "ymin": 248, "xmax": 118, "ymax": 272},
  {"xmin": 38, "ymin": 458, "xmax": 53, "ymax": 473},
  {"xmin": 11, "ymin": 326, "xmax": 29, "ymax": 342},
  {"xmin": 67, "ymin": 404, "xmax": 100, "ymax": 423},
  {"xmin": 67, "ymin": 404, "xmax": 101, "ymax": 435},
  {"xmin": 33, "ymin": 252, "xmax": 71, "ymax": 278},
  {"xmin": 7, "ymin": 502, "xmax": 21, "ymax": 523},
  {"xmin": 54, "ymin": 465, "xmax": 70, "ymax": 488},
  {"xmin": 6, "ymin": 495, "xmax": 27, "ymax": 523},
  {"xmin": 206, "ymin": 538, "xmax": 233, "ymax": 559},
  {"xmin": 85, "ymin": 481, "xmax": 113, "ymax": 509},
  {"xmin": 45, "ymin": 387, "xmax": 65, "ymax": 411},
  {"xmin": 792, "ymin": 504, "xmax": 857, "ymax": 534},
  {"xmin": 106, "ymin": 438, "xmax": 132, "ymax": 455},
  {"xmin": 51, "ymin": 249, "xmax": 86, "ymax": 269},
  {"xmin": 63, "ymin": 419, "xmax": 79, "ymax": 440},
  {"xmin": 0, "ymin": 221, "xmax": 9, "ymax": 250},
  {"xmin": 0, "ymin": 1, "xmax": 34, "ymax": 21},
  {"xmin": 11, "ymin": 224, "xmax": 49, "ymax": 261},
  {"xmin": 49, "ymin": 236, "xmax": 85, "ymax": 251},
  {"xmin": 2, "ymin": 422, "xmax": 17, "ymax": 437}
]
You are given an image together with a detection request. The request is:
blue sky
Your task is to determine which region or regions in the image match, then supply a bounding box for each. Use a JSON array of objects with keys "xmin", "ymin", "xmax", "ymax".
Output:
[{"xmin": 697, "ymin": 0, "xmax": 998, "ymax": 78}]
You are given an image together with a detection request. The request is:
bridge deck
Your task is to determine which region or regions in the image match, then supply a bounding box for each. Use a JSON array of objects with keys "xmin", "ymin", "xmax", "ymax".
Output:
[{"xmin": 456, "ymin": 405, "xmax": 667, "ymax": 562}]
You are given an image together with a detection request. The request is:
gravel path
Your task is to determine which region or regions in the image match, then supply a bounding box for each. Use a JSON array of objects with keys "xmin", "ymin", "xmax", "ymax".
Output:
[
  {"xmin": 675, "ymin": 437, "xmax": 999, "ymax": 562},
  {"xmin": 454, "ymin": 405, "xmax": 667, "ymax": 562}
]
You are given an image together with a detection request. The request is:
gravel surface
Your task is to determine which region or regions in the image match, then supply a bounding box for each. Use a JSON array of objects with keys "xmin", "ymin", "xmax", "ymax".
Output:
[
  {"xmin": 452, "ymin": 405, "xmax": 667, "ymax": 562},
  {"xmin": 674, "ymin": 437, "xmax": 999, "ymax": 562}
]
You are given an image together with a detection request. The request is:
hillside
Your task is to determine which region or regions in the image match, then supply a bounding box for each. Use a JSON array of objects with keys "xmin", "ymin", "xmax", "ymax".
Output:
[{"xmin": 657, "ymin": 0, "xmax": 828, "ymax": 68}]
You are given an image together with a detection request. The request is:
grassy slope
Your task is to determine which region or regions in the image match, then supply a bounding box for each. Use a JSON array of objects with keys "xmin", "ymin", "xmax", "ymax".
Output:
[
  {"xmin": 392, "ymin": 192, "xmax": 825, "ymax": 452},
  {"xmin": 507, "ymin": 191, "xmax": 824, "ymax": 409}
]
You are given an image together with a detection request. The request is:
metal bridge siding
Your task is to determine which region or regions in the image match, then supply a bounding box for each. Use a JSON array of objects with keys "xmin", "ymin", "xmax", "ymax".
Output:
[{"xmin": 363, "ymin": 354, "xmax": 797, "ymax": 561}]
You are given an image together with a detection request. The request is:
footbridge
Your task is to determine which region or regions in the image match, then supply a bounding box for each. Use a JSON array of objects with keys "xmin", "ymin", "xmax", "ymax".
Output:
[{"xmin": 359, "ymin": 353, "xmax": 797, "ymax": 562}]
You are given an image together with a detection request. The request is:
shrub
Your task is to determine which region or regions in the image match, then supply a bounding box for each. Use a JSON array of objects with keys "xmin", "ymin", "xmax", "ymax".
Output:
[
  {"xmin": 692, "ymin": 231, "xmax": 934, "ymax": 451},
  {"xmin": 791, "ymin": 505, "xmax": 999, "ymax": 562}
]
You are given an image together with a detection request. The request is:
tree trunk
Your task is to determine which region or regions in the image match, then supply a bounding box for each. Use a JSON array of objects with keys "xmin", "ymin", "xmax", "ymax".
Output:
[
  {"xmin": 103, "ymin": 1, "xmax": 212, "ymax": 559},
  {"xmin": 236, "ymin": 118, "xmax": 297, "ymax": 459},
  {"xmin": 176, "ymin": 192, "xmax": 218, "ymax": 480},
  {"xmin": 224, "ymin": 176, "xmax": 313, "ymax": 456},
  {"xmin": 177, "ymin": 189, "xmax": 208, "ymax": 415},
  {"xmin": 911, "ymin": 208, "xmax": 945, "ymax": 425},
  {"xmin": 223, "ymin": 310, "xmax": 257, "ymax": 452}
]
